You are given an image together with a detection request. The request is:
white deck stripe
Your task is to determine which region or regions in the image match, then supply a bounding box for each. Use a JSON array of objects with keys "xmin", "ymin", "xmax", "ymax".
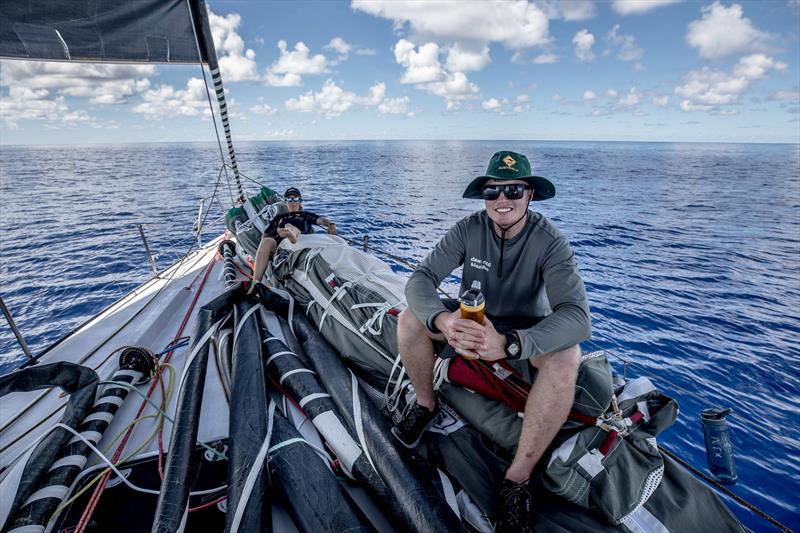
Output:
[
  {"xmin": 7, "ymin": 525, "xmax": 45, "ymax": 533},
  {"xmin": 49, "ymin": 455, "xmax": 87, "ymax": 471},
  {"xmin": 279, "ymin": 368, "xmax": 315, "ymax": 384},
  {"xmin": 268, "ymin": 437, "xmax": 305, "ymax": 454},
  {"xmin": 113, "ymin": 369, "xmax": 143, "ymax": 381},
  {"xmin": 82, "ymin": 411, "xmax": 115, "ymax": 425},
  {"xmin": 22, "ymin": 484, "xmax": 69, "ymax": 506},
  {"xmin": 266, "ymin": 351, "xmax": 294, "ymax": 365},
  {"xmin": 299, "ymin": 393, "xmax": 330, "ymax": 408},
  {"xmin": 94, "ymin": 395, "xmax": 124, "ymax": 408},
  {"xmin": 68, "ymin": 431, "xmax": 102, "ymax": 445}
]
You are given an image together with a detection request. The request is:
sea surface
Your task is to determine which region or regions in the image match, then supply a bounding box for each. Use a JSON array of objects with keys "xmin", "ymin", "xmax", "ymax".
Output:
[{"xmin": 1, "ymin": 140, "xmax": 798, "ymax": 531}]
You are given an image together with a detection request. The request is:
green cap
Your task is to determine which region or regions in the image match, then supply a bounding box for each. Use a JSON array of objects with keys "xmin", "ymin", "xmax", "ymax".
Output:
[{"xmin": 462, "ymin": 150, "xmax": 556, "ymax": 201}]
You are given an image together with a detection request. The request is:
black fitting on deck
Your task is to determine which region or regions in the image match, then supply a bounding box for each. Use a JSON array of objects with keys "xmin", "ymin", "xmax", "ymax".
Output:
[{"xmin": 118, "ymin": 346, "xmax": 157, "ymax": 381}]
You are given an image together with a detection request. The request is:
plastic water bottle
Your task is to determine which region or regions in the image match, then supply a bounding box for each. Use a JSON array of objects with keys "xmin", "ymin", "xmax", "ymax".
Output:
[
  {"xmin": 459, "ymin": 281, "xmax": 485, "ymax": 360},
  {"xmin": 700, "ymin": 407, "xmax": 738, "ymax": 484}
]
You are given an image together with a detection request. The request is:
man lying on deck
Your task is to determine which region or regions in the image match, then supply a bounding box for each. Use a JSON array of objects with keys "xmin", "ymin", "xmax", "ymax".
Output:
[
  {"xmin": 393, "ymin": 151, "xmax": 591, "ymax": 533},
  {"xmin": 251, "ymin": 187, "xmax": 331, "ymax": 285}
]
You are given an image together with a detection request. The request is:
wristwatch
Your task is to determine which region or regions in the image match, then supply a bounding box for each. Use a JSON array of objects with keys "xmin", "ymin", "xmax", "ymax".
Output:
[{"xmin": 504, "ymin": 331, "xmax": 521, "ymax": 360}]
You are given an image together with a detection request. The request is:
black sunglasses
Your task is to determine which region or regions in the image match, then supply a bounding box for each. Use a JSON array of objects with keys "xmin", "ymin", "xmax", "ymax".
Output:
[{"xmin": 481, "ymin": 183, "xmax": 532, "ymax": 201}]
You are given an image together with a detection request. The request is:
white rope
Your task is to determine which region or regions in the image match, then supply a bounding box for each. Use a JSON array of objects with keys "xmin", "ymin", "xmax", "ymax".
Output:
[
  {"xmin": 384, "ymin": 353, "xmax": 409, "ymax": 414},
  {"xmin": 351, "ymin": 302, "xmax": 393, "ymax": 335},
  {"xmin": 230, "ymin": 401, "xmax": 275, "ymax": 533},
  {"xmin": 232, "ymin": 304, "xmax": 261, "ymax": 351},
  {"xmin": 349, "ymin": 369, "xmax": 377, "ymax": 473},
  {"xmin": 51, "ymin": 423, "xmax": 228, "ymax": 498}
]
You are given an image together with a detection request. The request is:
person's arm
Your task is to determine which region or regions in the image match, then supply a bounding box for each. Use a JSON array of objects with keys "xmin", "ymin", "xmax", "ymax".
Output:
[
  {"xmin": 515, "ymin": 235, "xmax": 591, "ymax": 358},
  {"xmin": 405, "ymin": 221, "xmax": 467, "ymax": 333}
]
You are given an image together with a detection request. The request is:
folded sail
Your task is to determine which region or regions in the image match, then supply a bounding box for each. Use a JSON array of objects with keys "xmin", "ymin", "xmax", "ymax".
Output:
[{"xmin": 0, "ymin": 0, "xmax": 206, "ymax": 63}]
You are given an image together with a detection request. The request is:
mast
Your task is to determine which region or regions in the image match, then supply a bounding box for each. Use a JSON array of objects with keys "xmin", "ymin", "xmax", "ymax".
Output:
[{"xmin": 189, "ymin": 0, "xmax": 246, "ymax": 204}]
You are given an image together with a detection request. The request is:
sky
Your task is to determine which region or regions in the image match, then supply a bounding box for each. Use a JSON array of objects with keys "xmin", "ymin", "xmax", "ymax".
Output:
[{"xmin": 1, "ymin": 0, "xmax": 799, "ymax": 145}]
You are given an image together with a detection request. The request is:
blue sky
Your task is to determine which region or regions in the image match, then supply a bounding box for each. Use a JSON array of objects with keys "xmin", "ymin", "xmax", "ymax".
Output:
[{"xmin": 1, "ymin": 0, "xmax": 799, "ymax": 144}]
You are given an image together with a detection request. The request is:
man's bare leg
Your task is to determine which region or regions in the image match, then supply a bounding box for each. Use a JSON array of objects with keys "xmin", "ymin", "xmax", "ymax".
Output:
[
  {"xmin": 505, "ymin": 344, "xmax": 581, "ymax": 482},
  {"xmin": 252, "ymin": 236, "xmax": 278, "ymax": 284},
  {"xmin": 396, "ymin": 308, "xmax": 439, "ymax": 410}
]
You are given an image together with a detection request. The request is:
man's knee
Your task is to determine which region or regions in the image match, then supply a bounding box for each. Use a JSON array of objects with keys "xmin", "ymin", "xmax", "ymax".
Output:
[
  {"xmin": 398, "ymin": 308, "xmax": 424, "ymax": 335},
  {"xmin": 530, "ymin": 345, "xmax": 581, "ymax": 381}
]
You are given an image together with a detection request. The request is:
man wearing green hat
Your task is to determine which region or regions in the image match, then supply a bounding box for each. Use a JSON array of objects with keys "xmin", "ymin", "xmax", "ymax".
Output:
[{"xmin": 393, "ymin": 151, "xmax": 591, "ymax": 532}]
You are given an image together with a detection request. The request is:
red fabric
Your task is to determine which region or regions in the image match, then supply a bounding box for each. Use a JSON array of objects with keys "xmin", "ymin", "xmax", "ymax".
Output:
[{"xmin": 447, "ymin": 357, "xmax": 531, "ymax": 413}]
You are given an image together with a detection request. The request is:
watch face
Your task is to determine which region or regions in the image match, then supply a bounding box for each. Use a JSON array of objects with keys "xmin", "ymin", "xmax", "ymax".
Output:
[{"xmin": 508, "ymin": 342, "xmax": 520, "ymax": 356}]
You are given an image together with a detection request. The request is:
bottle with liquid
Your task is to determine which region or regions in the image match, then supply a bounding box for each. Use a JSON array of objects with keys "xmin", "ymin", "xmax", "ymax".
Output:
[{"xmin": 459, "ymin": 281, "xmax": 485, "ymax": 360}]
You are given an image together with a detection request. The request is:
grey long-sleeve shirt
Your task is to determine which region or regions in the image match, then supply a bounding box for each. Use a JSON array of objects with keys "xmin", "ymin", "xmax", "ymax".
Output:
[{"xmin": 405, "ymin": 210, "xmax": 591, "ymax": 359}]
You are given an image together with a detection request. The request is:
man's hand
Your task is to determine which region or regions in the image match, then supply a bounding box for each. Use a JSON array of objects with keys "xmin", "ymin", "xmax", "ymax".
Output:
[{"xmin": 436, "ymin": 311, "xmax": 506, "ymax": 361}]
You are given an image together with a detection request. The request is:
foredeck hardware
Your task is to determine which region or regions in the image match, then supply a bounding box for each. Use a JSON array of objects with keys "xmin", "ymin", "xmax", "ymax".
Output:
[
  {"xmin": 137, "ymin": 224, "xmax": 159, "ymax": 277},
  {"xmin": 0, "ymin": 294, "xmax": 36, "ymax": 366}
]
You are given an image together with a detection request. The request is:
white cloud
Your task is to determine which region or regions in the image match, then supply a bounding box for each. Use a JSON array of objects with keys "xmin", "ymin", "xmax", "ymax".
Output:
[
  {"xmin": 607, "ymin": 25, "xmax": 644, "ymax": 61},
  {"xmin": 652, "ymin": 95, "xmax": 669, "ymax": 107},
  {"xmin": 686, "ymin": 2, "xmax": 771, "ymax": 60},
  {"xmin": 0, "ymin": 61, "xmax": 155, "ymax": 105},
  {"xmin": 481, "ymin": 96, "xmax": 529, "ymax": 115},
  {"xmin": 768, "ymin": 90, "xmax": 800, "ymax": 103},
  {"xmin": 378, "ymin": 96, "xmax": 411, "ymax": 115},
  {"xmin": 355, "ymin": 48, "xmax": 378, "ymax": 56},
  {"xmin": 132, "ymin": 78, "xmax": 210, "ymax": 118},
  {"xmin": 675, "ymin": 53, "xmax": 787, "ymax": 111},
  {"xmin": 264, "ymin": 40, "xmax": 328, "ymax": 87},
  {"xmin": 325, "ymin": 37, "xmax": 353, "ymax": 65},
  {"xmin": 325, "ymin": 37, "xmax": 352, "ymax": 56},
  {"xmin": 284, "ymin": 80, "xmax": 390, "ymax": 117},
  {"xmin": 618, "ymin": 87, "xmax": 641, "ymax": 106},
  {"xmin": 263, "ymin": 129, "xmax": 295, "ymax": 138},
  {"xmin": 209, "ymin": 9, "xmax": 259, "ymax": 82},
  {"xmin": 533, "ymin": 53, "xmax": 559, "ymax": 64},
  {"xmin": 445, "ymin": 44, "xmax": 491, "ymax": 72},
  {"xmin": 394, "ymin": 40, "xmax": 445, "ymax": 84},
  {"xmin": 516, "ymin": 94, "xmax": 530, "ymax": 103},
  {"xmin": 552, "ymin": 93, "xmax": 565, "ymax": 103},
  {"xmin": 482, "ymin": 98, "xmax": 503, "ymax": 111},
  {"xmin": 573, "ymin": 30, "xmax": 595, "ymax": 62},
  {"xmin": 583, "ymin": 90, "xmax": 597, "ymax": 100},
  {"xmin": 612, "ymin": 0, "xmax": 681, "ymax": 16},
  {"xmin": 352, "ymin": 0, "xmax": 550, "ymax": 49},
  {"xmin": 558, "ymin": 1, "xmax": 597, "ymax": 21},
  {"xmin": 424, "ymin": 72, "xmax": 480, "ymax": 99},
  {"xmin": 250, "ymin": 103, "xmax": 277, "ymax": 115},
  {"xmin": 606, "ymin": 89, "xmax": 619, "ymax": 98}
]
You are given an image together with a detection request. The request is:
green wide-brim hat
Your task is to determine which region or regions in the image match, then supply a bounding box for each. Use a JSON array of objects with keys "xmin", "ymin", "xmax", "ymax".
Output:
[{"xmin": 462, "ymin": 150, "xmax": 556, "ymax": 201}]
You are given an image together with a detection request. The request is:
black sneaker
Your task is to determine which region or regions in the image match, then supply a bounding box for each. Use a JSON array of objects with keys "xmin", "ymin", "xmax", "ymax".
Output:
[
  {"xmin": 391, "ymin": 402, "xmax": 437, "ymax": 448},
  {"xmin": 495, "ymin": 478, "xmax": 533, "ymax": 533}
]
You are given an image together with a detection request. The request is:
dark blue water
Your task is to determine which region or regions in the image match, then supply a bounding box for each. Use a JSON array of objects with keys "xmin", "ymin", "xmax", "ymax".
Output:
[{"xmin": 1, "ymin": 141, "xmax": 798, "ymax": 531}]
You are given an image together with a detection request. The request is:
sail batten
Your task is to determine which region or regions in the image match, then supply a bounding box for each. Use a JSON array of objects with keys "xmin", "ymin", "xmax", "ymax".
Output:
[{"xmin": 0, "ymin": 0, "xmax": 207, "ymax": 64}]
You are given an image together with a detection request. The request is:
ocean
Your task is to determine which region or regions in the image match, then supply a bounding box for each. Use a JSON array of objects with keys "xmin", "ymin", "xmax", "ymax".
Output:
[{"xmin": 1, "ymin": 140, "xmax": 798, "ymax": 531}]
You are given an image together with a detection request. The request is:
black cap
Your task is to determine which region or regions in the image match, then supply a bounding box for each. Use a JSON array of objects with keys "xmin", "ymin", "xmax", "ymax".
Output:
[{"xmin": 284, "ymin": 187, "xmax": 302, "ymax": 198}]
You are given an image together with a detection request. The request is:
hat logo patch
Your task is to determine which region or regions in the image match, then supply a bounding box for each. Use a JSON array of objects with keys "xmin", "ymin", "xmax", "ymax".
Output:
[{"xmin": 498, "ymin": 154, "xmax": 519, "ymax": 172}]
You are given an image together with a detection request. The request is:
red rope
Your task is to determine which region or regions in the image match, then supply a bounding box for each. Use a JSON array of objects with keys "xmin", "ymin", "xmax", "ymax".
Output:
[
  {"xmin": 188, "ymin": 494, "xmax": 226, "ymax": 513},
  {"xmin": 74, "ymin": 251, "xmax": 219, "ymax": 533}
]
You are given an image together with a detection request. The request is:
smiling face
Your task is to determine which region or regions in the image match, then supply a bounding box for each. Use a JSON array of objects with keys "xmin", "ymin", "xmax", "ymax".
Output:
[{"xmin": 483, "ymin": 179, "xmax": 532, "ymax": 229}]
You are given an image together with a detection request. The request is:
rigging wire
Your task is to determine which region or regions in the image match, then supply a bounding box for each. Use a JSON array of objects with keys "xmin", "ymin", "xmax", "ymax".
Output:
[{"xmin": 185, "ymin": 0, "xmax": 240, "ymax": 205}]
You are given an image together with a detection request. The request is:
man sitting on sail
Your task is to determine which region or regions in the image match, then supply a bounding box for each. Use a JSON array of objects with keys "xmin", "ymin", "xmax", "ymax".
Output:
[
  {"xmin": 251, "ymin": 187, "xmax": 332, "ymax": 284},
  {"xmin": 392, "ymin": 151, "xmax": 591, "ymax": 532}
]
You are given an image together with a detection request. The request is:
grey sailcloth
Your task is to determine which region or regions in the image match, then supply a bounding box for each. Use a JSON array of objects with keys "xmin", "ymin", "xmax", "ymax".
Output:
[{"xmin": 266, "ymin": 234, "xmax": 745, "ymax": 532}]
